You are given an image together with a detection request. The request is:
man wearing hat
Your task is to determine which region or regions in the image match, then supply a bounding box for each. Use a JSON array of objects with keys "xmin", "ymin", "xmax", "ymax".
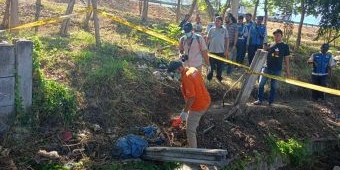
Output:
[
  {"xmin": 253, "ymin": 29, "xmax": 290, "ymax": 105},
  {"xmin": 307, "ymin": 43, "xmax": 336, "ymax": 101},
  {"xmin": 167, "ymin": 60, "xmax": 211, "ymax": 148},
  {"xmin": 179, "ymin": 22, "xmax": 210, "ymax": 73},
  {"xmin": 247, "ymin": 16, "xmax": 268, "ymax": 65}
]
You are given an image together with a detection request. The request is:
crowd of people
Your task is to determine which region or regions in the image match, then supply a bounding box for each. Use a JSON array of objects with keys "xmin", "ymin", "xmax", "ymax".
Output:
[{"xmin": 167, "ymin": 12, "xmax": 336, "ymax": 148}]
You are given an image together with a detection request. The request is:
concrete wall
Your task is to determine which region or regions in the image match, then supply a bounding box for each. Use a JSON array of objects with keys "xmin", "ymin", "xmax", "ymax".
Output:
[{"xmin": 0, "ymin": 40, "xmax": 32, "ymax": 136}]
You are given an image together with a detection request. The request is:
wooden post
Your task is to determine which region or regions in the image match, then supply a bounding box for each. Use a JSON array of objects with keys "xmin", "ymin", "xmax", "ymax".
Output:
[
  {"xmin": 224, "ymin": 49, "xmax": 267, "ymax": 119},
  {"xmin": 91, "ymin": 0, "xmax": 101, "ymax": 47},
  {"xmin": 60, "ymin": 0, "xmax": 76, "ymax": 36},
  {"xmin": 142, "ymin": 147, "xmax": 228, "ymax": 167},
  {"xmin": 175, "ymin": 0, "xmax": 180, "ymax": 23},
  {"xmin": 34, "ymin": 0, "xmax": 41, "ymax": 32},
  {"xmin": 83, "ymin": 0, "xmax": 92, "ymax": 31}
]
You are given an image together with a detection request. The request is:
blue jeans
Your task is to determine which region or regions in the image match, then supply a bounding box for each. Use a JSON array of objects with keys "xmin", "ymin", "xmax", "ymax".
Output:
[
  {"xmin": 311, "ymin": 75, "xmax": 328, "ymax": 100},
  {"xmin": 257, "ymin": 68, "xmax": 281, "ymax": 103}
]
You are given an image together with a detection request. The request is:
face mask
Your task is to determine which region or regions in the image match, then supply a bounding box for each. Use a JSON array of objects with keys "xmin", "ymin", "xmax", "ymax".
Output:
[{"xmin": 185, "ymin": 32, "xmax": 192, "ymax": 38}]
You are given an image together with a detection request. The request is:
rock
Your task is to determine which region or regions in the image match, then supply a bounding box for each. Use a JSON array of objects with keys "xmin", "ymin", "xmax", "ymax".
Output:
[{"xmin": 333, "ymin": 166, "xmax": 340, "ymax": 170}]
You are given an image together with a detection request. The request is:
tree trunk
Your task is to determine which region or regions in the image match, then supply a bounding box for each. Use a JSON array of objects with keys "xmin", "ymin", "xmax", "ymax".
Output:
[
  {"xmin": 188, "ymin": 0, "xmax": 198, "ymax": 17},
  {"xmin": 34, "ymin": 0, "xmax": 41, "ymax": 32},
  {"xmin": 176, "ymin": 0, "xmax": 180, "ymax": 23},
  {"xmin": 139, "ymin": 0, "xmax": 142, "ymax": 15},
  {"xmin": 141, "ymin": 0, "xmax": 149, "ymax": 22},
  {"xmin": 231, "ymin": 0, "xmax": 240, "ymax": 18},
  {"xmin": 9, "ymin": 0, "xmax": 19, "ymax": 31},
  {"xmin": 91, "ymin": 0, "xmax": 101, "ymax": 47},
  {"xmin": 221, "ymin": 0, "xmax": 230, "ymax": 18},
  {"xmin": 264, "ymin": 0, "xmax": 268, "ymax": 26},
  {"xmin": 252, "ymin": 0, "xmax": 260, "ymax": 20},
  {"xmin": 1, "ymin": 0, "xmax": 10, "ymax": 29},
  {"xmin": 83, "ymin": 0, "xmax": 92, "ymax": 31},
  {"xmin": 204, "ymin": 0, "xmax": 215, "ymax": 21},
  {"xmin": 295, "ymin": 0, "xmax": 305, "ymax": 50},
  {"xmin": 60, "ymin": 0, "xmax": 75, "ymax": 36}
]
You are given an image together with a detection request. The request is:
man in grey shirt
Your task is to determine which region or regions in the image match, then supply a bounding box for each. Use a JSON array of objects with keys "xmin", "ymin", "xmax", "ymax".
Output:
[{"xmin": 206, "ymin": 16, "xmax": 229, "ymax": 82}]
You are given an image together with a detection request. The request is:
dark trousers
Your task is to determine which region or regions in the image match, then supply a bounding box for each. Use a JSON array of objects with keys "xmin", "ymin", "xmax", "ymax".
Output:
[
  {"xmin": 247, "ymin": 44, "xmax": 263, "ymax": 65},
  {"xmin": 236, "ymin": 40, "xmax": 246, "ymax": 64},
  {"xmin": 311, "ymin": 75, "xmax": 328, "ymax": 100},
  {"xmin": 207, "ymin": 53, "xmax": 224, "ymax": 81}
]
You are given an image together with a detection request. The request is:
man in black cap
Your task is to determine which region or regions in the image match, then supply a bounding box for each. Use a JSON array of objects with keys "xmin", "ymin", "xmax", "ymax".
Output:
[
  {"xmin": 307, "ymin": 43, "xmax": 336, "ymax": 101},
  {"xmin": 253, "ymin": 29, "xmax": 290, "ymax": 106},
  {"xmin": 179, "ymin": 22, "xmax": 210, "ymax": 73},
  {"xmin": 167, "ymin": 60, "xmax": 211, "ymax": 148}
]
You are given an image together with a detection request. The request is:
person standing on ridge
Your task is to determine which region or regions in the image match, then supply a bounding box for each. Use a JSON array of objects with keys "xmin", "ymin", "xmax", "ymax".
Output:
[
  {"xmin": 307, "ymin": 43, "xmax": 336, "ymax": 101},
  {"xmin": 253, "ymin": 29, "xmax": 290, "ymax": 106},
  {"xmin": 206, "ymin": 16, "xmax": 229, "ymax": 82},
  {"xmin": 247, "ymin": 16, "xmax": 267, "ymax": 65},
  {"xmin": 179, "ymin": 22, "xmax": 210, "ymax": 73},
  {"xmin": 167, "ymin": 60, "xmax": 211, "ymax": 148},
  {"xmin": 236, "ymin": 15, "xmax": 248, "ymax": 65},
  {"xmin": 224, "ymin": 13, "xmax": 238, "ymax": 74}
]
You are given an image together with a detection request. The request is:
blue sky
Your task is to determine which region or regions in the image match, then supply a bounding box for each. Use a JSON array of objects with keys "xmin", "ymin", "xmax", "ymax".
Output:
[{"xmin": 161, "ymin": 0, "xmax": 320, "ymax": 25}]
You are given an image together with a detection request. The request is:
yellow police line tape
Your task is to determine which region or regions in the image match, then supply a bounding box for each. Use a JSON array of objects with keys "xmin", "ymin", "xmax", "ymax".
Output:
[
  {"xmin": 0, "ymin": 8, "xmax": 91, "ymax": 33},
  {"xmin": 1, "ymin": 8, "xmax": 338, "ymax": 96},
  {"xmin": 98, "ymin": 10, "xmax": 340, "ymax": 96}
]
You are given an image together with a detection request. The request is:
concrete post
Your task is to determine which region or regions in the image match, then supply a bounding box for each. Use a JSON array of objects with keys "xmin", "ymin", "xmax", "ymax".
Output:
[
  {"xmin": 14, "ymin": 39, "xmax": 33, "ymax": 112},
  {"xmin": 0, "ymin": 43, "xmax": 15, "ymax": 115}
]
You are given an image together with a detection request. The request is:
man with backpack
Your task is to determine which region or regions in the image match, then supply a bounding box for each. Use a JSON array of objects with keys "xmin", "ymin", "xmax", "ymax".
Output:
[{"xmin": 179, "ymin": 22, "xmax": 211, "ymax": 73}]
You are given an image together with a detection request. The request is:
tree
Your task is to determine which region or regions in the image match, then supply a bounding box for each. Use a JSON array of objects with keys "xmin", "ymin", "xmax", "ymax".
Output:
[
  {"xmin": 141, "ymin": 0, "xmax": 149, "ymax": 22},
  {"xmin": 60, "ymin": 0, "xmax": 75, "ymax": 36},
  {"xmin": 1, "ymin": 0, "xmax": 10, "ymax": 29},
  {"xmin": 204, "ymin": 0, "xmax": 215, "ymax": 21},
  {"xmin": 188, "ymin": 0, "xmax": 198, "ymax": 17},
  {"xmin": 83, "ymin": 0, "xmax": 92, "ymax": 31},
  {"xmin": 252, "ymin": 0, "xmax": 260, "ymax": 20},
  {"xmin": 34, "ymin": 0, "xmax": 42, "ymax": 32},
  {"xmin": 315, "ymin": 0, "xmax": 340, "ymax": 44},
  {"xmin": 9, "ymin": 0, "xmax": 19, "ymax": 31},
  {"xmin": 176, "ymin": 0, "xmax": 180, "ymax": 23}
]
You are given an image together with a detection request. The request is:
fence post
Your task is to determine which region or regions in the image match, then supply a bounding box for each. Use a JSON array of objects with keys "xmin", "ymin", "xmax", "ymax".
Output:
[
  {"xmin": 14, "ymin": 39, "xmax": 33, "ymax": 112},
  {"xmin": 225, "ymin": 49, "xmax": 267, "ymax": 119}
]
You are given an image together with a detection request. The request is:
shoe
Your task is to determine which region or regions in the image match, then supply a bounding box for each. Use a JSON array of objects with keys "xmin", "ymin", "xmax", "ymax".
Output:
[
  {"xmin": 253, "ymin": 100, "xmax": 262, "ymax": 105},
  {"xmin": 217, "ymin": 76, "xmax": 223, "ymax": 82}
]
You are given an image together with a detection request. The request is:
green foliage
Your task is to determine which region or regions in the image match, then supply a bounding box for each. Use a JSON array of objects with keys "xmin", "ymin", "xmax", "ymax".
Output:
[
  {"xmin": 29, "ymin": 36, "xmax": 77, "ymax": 127},
  {"xmin": 276, "ymin": 138, "xmax": 313, "ymax": 166},
  {"xmin": 31, "ymin": 162, "xmax": 69, "ymax": 170},
  {"xmin": 99, "ymin": 161, "xmax": 181, "ymax": 170}
]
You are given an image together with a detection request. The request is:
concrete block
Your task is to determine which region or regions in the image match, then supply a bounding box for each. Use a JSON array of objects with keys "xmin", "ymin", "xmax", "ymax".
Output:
[
  {"xmin": 0, "ymin": 43, "xmax": 15, "ymax": 77},
  {"xmin": 0, "ymin": 77, "xmax": 15, "ymax": 108}
]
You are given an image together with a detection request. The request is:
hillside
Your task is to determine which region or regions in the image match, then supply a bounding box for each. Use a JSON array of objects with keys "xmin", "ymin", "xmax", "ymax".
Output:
[{"xmin": 0, "ymin": 0, "xmax": 340, "ymax": 169}]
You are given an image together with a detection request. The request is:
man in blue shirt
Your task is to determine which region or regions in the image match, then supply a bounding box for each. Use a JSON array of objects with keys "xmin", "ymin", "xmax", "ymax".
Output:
[
  {"xmin": 253, "ymin": 29, "xmax": 290, "ymax": 105},
  {"xmin": 247, "ymin": 16, "xmax": 268, "ymax": 65},
  {"xmin": 307, "ymin": 43, "xmax": 336, "ymax": 101}
]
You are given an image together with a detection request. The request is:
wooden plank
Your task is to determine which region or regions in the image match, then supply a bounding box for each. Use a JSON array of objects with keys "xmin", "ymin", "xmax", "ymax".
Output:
[{"xmin": 142, "ymin": 147, "xmax": 228, "ymax": 167}]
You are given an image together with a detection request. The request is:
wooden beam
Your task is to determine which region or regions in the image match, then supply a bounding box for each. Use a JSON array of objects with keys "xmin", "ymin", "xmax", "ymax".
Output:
[{"xmin": 142, "ymin": 147, "xmax": 228, "ymax": 167}]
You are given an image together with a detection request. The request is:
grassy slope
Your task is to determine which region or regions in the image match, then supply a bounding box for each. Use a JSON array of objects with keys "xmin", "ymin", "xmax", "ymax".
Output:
[{"xmin": 0, "ymin": 0, "xmax": 339, "ymax": 169}]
